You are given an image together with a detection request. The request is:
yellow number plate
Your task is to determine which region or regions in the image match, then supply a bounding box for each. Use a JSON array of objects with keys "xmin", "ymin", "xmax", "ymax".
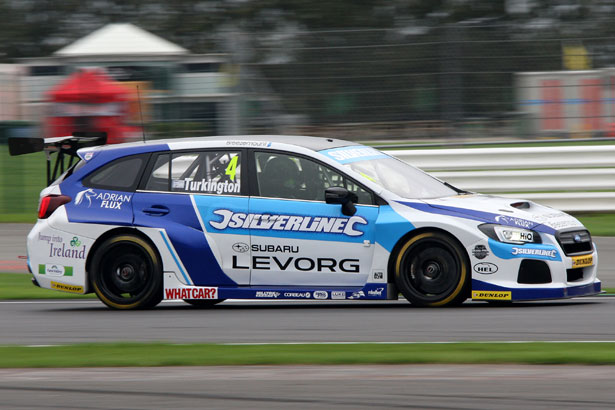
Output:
[{"xmin": 571, "ymin": 255, "xmax": 593, "ymax": 268}]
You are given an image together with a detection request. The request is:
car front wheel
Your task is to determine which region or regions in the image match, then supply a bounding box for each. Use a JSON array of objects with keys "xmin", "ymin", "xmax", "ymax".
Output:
[
  {"xmin": 394, "ymin": 232, "xmax": 469, "ymax": 307},
  {"xmin": 91, "ymin": 234, "xmax": 163, "ymax": 309}
]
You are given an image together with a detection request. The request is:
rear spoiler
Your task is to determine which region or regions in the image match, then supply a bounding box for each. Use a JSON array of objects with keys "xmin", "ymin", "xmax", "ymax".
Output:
[{"xmin": 8, "ymin": 132, "xmax": 107, "ymax": 186}]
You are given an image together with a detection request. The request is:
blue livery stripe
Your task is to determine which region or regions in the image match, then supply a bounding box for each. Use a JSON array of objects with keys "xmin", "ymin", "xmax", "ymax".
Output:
[
  {"xmin": 160, "ymin": 230, "xmax": 192, "ymax": 285},
  {"xmin": 215, "ymin": 283, "xmax": 388, "ymax": 300},
  {"xmin": 398, "ymin": 201, "xmax": 556, "ymax": 235},
  {"xmin": 200, "ymin": 196, "xmax": 377, "ymax": 243},
  {"xmin": 375, "ymin": 205, "xmax": 414, "ymax": 252},
  {"xmin": 488, "ymin": 238, "xmax": 561, "ymax": 261}
]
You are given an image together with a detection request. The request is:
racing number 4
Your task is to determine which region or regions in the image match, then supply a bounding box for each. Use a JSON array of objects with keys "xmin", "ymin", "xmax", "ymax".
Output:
[{"xmin": 225, "ymin": 156, "xmax": 238, "ymax": 182}]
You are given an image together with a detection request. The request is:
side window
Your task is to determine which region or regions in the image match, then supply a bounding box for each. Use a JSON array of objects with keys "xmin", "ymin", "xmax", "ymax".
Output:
[
  {"xmin": 144, "ymin": 151, "xmax": 241, "ymax": 195},
  {"xmin": 255, "ymin": 152, "xmax": 373, "ymax": 204},
  {"xmin": 84, "ymin": 156, "xmax": 145, "ymax": 191}
]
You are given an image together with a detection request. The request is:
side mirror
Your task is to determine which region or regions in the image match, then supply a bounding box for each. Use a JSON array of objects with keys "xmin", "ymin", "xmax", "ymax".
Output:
[{"xmin": 325, "ymin": 186, "xmax": 358, "ymax": 216}]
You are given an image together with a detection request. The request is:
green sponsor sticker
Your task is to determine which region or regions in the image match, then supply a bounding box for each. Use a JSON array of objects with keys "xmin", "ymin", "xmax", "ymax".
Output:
[{"xmin": 37, "ymin": 264, "xmax": 73, "ymax": 276}]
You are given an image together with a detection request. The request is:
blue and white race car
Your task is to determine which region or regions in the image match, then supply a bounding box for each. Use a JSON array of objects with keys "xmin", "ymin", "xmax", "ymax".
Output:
[{"xmin": 12, "ymin": 135, "xmax": 599, "ymax": 309}]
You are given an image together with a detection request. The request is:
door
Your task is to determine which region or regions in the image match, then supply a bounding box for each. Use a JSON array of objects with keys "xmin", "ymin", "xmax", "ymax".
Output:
[
  {"xmin": 133, "ymin": 149, "xmax": 249, "ymax": 286},
  {"xmin": 248, "ymin": 150, "xmax": 379, "ymax": 286}
]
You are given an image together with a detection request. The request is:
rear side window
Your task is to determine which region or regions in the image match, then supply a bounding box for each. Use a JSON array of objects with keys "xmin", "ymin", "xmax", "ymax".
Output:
[
  {"xmin": 83, "ymin": 156, "xmax": 146, "ymax": 191},
  {"xmin": 144, "ymin": 150, "xmax": 242, "ymax": 195}
]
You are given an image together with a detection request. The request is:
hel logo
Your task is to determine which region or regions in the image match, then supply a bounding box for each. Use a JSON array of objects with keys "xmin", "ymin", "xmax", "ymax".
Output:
[
  {"xmin": 571, "ymin": 255, "xmax": 593, "ymax": 268},
  {"xmin": 472, "ymin": 290, "xmax": 512, "ymax": 300},
  {"xmin": 164, "ymin": 287, "xmax": 218, "ymax": 300},
  {"xmin": 473, "ymin": 262, "xmax": 498, "ymax": 274}
]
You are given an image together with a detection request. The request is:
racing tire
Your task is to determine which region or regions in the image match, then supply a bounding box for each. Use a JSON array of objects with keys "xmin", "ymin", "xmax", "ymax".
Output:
[
  {"xmin": 183, "ymin": 299, "xmax": 226, "ymax": 308},
  {"xmin": 91, "ymin": 234, "xmax": 163, "ymax": 309},
  {"xmin": 394, "ymin": 232, "xmax": 470, "ymax": 307}
]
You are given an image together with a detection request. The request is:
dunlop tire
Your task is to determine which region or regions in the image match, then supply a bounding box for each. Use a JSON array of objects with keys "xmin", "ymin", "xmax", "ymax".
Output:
[
  {"xmin": 394, "ymin": 231, "xmax": 470, "ymax": 307},
  {"xmin": 91, "ymin": 234, "xmax": 163, "ymax": 309}
]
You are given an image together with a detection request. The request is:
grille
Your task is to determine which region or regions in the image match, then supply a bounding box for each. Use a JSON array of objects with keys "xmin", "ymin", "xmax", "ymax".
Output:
[
  {"xmin": 556, "ymin": 229, "xmax": 593, "ymax": 256},
  {"xmin": 518, "ymin": 259, "xmax": 552, "ymax": 284},
  {"xmin": 566, "ymin": 268, "xmax": 585, "ymax": 282}
]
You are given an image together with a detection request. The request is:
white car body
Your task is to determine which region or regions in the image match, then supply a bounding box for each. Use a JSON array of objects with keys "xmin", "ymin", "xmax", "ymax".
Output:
[{"xmin": 23, "ymin": 136, "xmax": 599, "ymax": 308}]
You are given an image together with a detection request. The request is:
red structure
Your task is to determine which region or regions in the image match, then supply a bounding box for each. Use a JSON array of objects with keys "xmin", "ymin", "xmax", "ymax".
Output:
[{"xmin": 45, "ymin": 69, "xmax": 141, "ymax": 144}]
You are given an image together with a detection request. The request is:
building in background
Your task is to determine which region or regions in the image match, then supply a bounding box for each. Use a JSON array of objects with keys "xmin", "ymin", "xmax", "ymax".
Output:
[
  {"xmin": 517, "ymin": 68, "xmax": 615, "ymax": 138},
  {"xmin": 0, "ymin": 64, "xmax": 22, "ymax": 121},
  {"xmin": 18, "ymin": 23, "xmax": 241, "ymax": 138}
]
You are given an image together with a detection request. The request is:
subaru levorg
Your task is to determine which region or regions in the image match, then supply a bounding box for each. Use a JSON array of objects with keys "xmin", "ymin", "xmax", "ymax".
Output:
[{"xmin": 12, "ymin": 135, "xmax": 599, "ymax": 309}]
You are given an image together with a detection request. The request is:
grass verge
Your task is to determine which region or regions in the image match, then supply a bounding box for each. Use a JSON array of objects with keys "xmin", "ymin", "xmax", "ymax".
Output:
[
  {"xmin": 2, "ymin": 342, "xmax": 615, "ymax": 368},
  {"xmin": 574, "ymin": 214, "xmax": 615, "ymax": 237},
  {"xmin": 0, "ymin": 144, "xmax": 46, "ymax": 223}
]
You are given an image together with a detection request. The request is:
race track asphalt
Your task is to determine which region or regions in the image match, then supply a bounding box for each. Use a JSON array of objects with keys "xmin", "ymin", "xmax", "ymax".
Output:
[
  {"xmin": 2, "ymin": 365, "xmax": 615, "ymax": 409},
  {"xmin": 2, "ymin": 224, "xmax": 615, "ymax": 409},
  {"xmin": 1, "ymin": 297, "xmax": 614, "ymax": 345}
]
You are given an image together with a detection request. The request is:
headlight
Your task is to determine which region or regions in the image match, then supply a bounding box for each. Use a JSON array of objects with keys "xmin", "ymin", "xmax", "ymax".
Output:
[{"xmin": 479, "ymin": 224, "xmax": 541, "ymax": 244}]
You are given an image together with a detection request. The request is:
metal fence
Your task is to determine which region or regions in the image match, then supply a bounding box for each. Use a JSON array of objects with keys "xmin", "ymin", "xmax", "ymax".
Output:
[
  {"xmin": 387, "ymin": 145, "xmax": 615, "ymax": 212},
  {"xmin": 233, "ymin": 23, "xmax": 615, "ymax": 140},
  {"xmin": 3, "ymin": 22, "xmax": 615, "ymax": 141},
  {"xmin": 2, "ymin": 22, "xmax": 615, "ymax": 217}
]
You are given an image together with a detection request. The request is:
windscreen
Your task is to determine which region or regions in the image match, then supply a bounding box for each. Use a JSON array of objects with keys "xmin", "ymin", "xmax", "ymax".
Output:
[{"xmin": 320, "ymin": 146, "xmax": 458, "ymax": 199}]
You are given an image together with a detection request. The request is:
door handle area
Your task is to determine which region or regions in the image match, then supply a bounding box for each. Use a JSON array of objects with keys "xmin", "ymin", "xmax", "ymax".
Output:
[{"xmin": 142, "ymin": 205, "xmax": 170, "ymax": 216}]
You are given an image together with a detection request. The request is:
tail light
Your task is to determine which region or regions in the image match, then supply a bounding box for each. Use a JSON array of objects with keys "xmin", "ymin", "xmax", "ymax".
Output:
[{"xmin": 38, "ymin": 195, "xmax": 72, "ymax": 219}]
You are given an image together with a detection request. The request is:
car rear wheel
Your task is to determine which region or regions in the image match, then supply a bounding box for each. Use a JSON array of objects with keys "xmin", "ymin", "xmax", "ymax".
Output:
[
  {"xmin": 183, "ymin": 299, "xmax": 225, "ymax": 308},
  {"xmin": 394, "ymin": 232, "xmax": 469, "ymax": 307},
  {"xmin": 91, "ymin": 234, "xmax": 162, "ymax": 309}
]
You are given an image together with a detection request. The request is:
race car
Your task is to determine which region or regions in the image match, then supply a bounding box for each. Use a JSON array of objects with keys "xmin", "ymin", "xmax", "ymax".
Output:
[{"xmin": 11, "ymin": 134, "xmax": 600, "ymax": 309}]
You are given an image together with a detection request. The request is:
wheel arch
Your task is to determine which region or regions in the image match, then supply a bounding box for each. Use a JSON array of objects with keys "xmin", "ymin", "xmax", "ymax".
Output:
[
  {"xmin": 386, "ymin": 226, "xmax": 470, "ymax": 285},
  {"xmin": 85, "ymin": 227, "xmax": 162, "ymax": 288}
]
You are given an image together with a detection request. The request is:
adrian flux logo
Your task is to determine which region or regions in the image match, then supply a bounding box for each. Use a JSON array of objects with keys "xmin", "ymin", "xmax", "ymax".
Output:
[{"xmin": 75, "ymin": 189, "xmax": 96, "ymax": 207}]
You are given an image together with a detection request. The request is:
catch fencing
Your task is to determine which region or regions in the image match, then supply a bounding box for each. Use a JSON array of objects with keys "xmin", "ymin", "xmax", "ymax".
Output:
[{"xmin": 385, "ymin": 145, "xmax": 615, "ymax": 212}]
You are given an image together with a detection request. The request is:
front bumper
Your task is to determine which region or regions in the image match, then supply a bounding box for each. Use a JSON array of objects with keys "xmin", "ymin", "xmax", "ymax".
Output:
[
  {"xmin": 472, "ymin": 278, "xmax": 601, "ymax": 301},
  {"xmin": 469, "ymin": 235, "xmax": 600, "ymax": 301}
]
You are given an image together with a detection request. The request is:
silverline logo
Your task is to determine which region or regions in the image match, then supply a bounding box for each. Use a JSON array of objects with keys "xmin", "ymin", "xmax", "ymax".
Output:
[
  {"xmin": 511, "ymin": 247, "xmax": 558, "ymax": 258},
  {"xmin": 209, "ymin": 210, "xmax": 367, "ymax": 237}
]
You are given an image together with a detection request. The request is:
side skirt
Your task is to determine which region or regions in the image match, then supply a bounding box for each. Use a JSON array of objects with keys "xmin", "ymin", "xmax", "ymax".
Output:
[{"xmin": 163, "ymin": 272, "xmax": 396, "ymax": 301}]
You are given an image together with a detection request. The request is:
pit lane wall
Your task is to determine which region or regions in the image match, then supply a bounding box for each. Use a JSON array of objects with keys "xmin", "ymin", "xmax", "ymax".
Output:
[{"xmin": 385, "ymin": 145, "xmax": 615, "ymax": 212}]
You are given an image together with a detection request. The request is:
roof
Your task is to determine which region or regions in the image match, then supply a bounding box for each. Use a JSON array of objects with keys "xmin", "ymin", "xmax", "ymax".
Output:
[
  {"xmin": 193, "ymin": 135, "xmax": 356, "ymax": 151},
  {"xmin": 54, "ymin": 23, "xmax": 189, "ymax": 57},
  {"xmin": 85, "ymin": 135, "xmax": 357, "ymax": 155},
  {"xmin": 47, "ymin": 69, "xmax": 132, "ymax": 103}
]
